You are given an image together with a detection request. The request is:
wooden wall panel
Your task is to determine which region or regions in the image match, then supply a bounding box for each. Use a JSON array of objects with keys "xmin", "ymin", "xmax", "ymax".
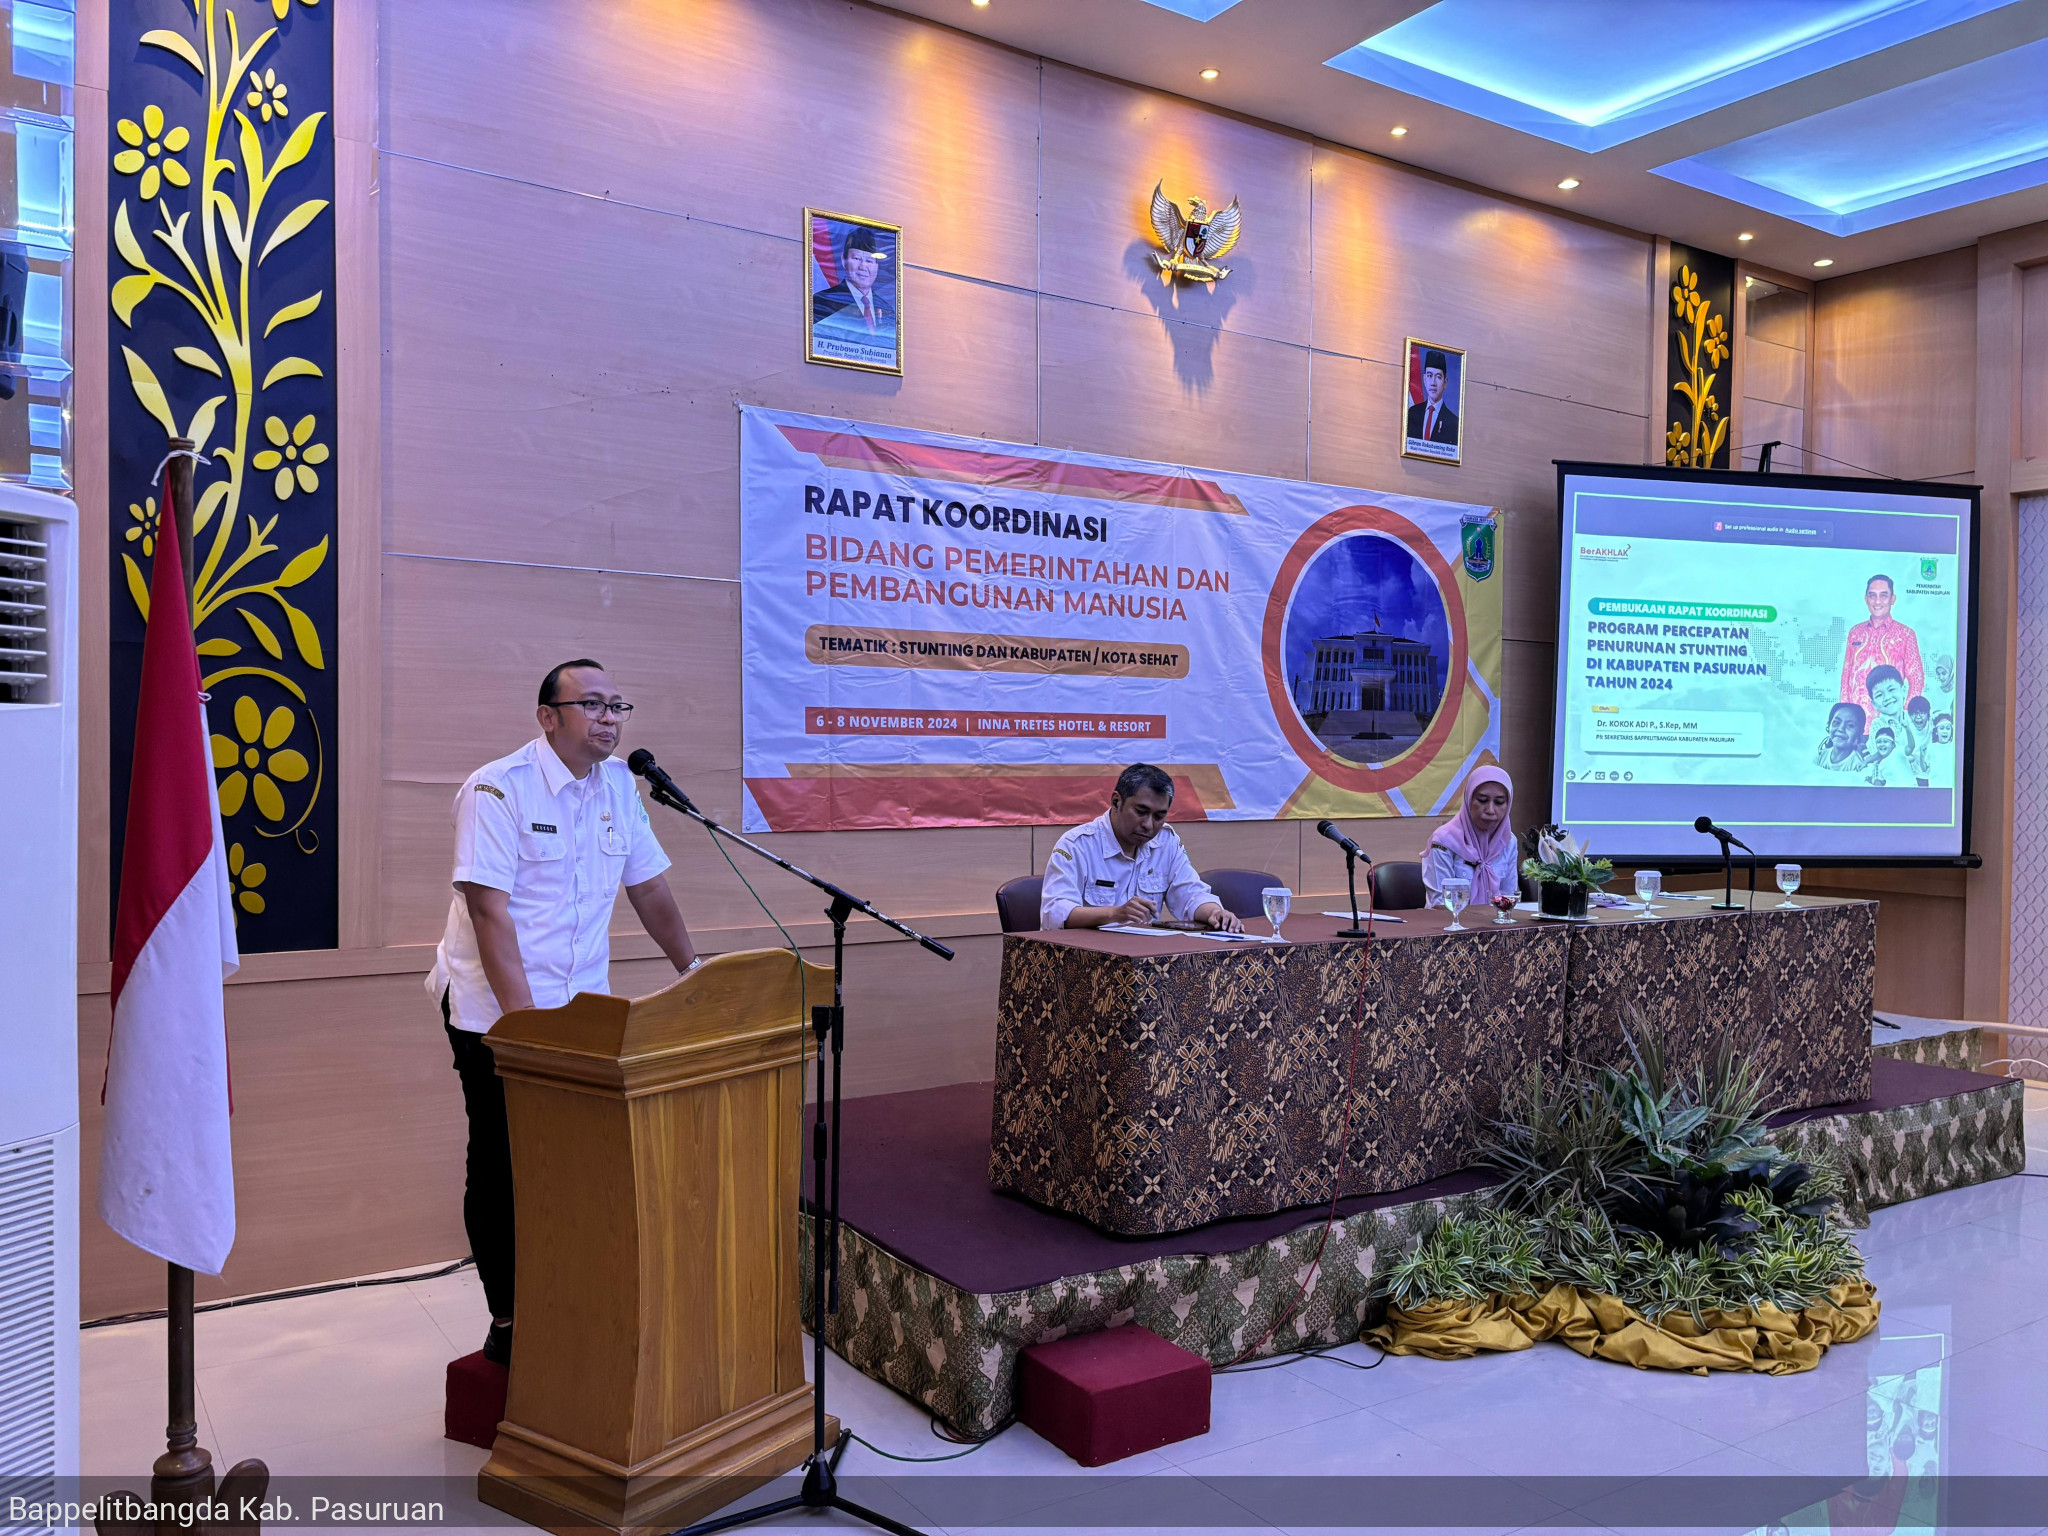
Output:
[
  {"xmin": 1038, "ymin": 294, "xmax": 1311, "ymax": 480},
  {"xmin": 75, "ymin": 74, "xmax": 109, "ymax": 967},
  {"xmin": 1038, "ymin": 63, "xmax": 1315, "ymax": 348},
  {"xmin": 379, "ymin": 0, "xmax": 1043, "ymax": 293},
  {"xmin": 2021, "ymin": 261, "xmax": 2048, "ymax": 465},
  {"xmin": 1499, "ymin": 637, "xmax": 1556, "ymax": 826},
  {"xmin": 382, "ymin": 156, "xmax": 1041, "ymax": 579},
  {"xmin": 1812, "ymin": 249, "xmax": 1978, "ymax": 481},
  {"xmin": 1744, "ymin": 336, "xmax": 1807, "ymax": 410},
  {"xmin": 1310, "ymin": 143, "xmax": 1652, "ymax": 416}
]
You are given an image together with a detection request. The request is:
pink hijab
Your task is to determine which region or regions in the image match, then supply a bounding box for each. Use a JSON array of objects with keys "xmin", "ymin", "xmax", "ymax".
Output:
[{"xmin": 1425, "ymin": 767, "xmax": 1516, "ymax": 905}]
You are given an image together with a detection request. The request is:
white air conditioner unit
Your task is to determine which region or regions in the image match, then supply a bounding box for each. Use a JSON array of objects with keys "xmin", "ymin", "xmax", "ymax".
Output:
[{"xmin": 0, "ymin": 484, "xmax": 78, "ymax": 1502}]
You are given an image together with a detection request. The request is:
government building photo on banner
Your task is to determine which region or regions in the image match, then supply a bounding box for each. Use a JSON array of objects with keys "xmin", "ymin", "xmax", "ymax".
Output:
[
  {"xmin": 1401, "ymin": 336, "xmax": 1465, "ymax": 466},
  {"xmin": 805, "ymin": 207, "xmax": 902, "ymax": 374}
]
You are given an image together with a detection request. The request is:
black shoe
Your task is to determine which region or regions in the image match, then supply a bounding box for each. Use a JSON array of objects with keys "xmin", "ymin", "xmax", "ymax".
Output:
[{"xmin": 482, "ymin": 1320, "xmax": 512, "ymax": 1366}]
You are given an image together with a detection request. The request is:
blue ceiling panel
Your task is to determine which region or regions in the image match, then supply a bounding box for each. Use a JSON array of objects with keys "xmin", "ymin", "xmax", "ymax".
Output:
[
  {"xmin": 1133, "ymin": 0, "xmax": 1245, "ymax": 19},
  {"xmin": 1653, "ymin": 34, "xmax": 2048, "ymax": 233},
  {"xmin": 1326, "ymin": 0, "xmax": 2022, "ymax": 150}
]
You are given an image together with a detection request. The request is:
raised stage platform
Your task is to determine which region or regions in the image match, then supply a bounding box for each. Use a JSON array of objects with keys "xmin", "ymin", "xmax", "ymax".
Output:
[{"xmin": 805, "ymin": 1057, "xmax": 2027, "ymax": 1438}]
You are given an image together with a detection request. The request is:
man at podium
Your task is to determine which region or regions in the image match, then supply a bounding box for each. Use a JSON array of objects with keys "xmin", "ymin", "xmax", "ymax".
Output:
[{"xmin": 426, "ymin": 659, "xmax": 699, "ymax": 1367}]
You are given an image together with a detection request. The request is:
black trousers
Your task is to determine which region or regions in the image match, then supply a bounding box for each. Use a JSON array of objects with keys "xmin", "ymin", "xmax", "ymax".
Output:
[{"xmin": 445, "ymin": 996, "xmax": 515, "ymax": 1321}]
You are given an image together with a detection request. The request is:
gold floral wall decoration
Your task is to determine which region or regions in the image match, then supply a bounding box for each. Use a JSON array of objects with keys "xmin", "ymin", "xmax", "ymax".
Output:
[
  {"xmin": 109, "ymin": 0, "xmax": 337, "ymax": 949},
  {"xmin": 1664, "ymin": 245, "xmax": 1735, "ymax": 470}
]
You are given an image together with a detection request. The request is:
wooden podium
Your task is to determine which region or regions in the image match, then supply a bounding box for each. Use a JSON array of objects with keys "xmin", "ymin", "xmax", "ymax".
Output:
[{"xmin": 476, "ymin": 948, "xmax": 837, "ymax": 1535}]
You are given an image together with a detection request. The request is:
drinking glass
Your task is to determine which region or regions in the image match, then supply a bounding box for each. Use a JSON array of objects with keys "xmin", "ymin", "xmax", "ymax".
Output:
[
  {"xmin": 1442, "ymin": 877, "xmax": 1472, "ymax": 932},
  {"xmin": 1261, "ymin": 886, "xmax": 1292, "ymax": 940},
  {"xmin": 1775, "ymin": 863, "xmax": 1802, "ymax": 909},
  {"xmin": 1634, "ymin": 868, "xmax": 1662, "ymax": 918},
  {"xmin": 1491, "ymin": 893, "xmax": 1519, "ymax": 925}
]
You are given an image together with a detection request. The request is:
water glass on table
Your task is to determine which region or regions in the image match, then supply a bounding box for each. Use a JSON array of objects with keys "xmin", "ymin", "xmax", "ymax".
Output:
[
  {"xmin": 1774, "ymin": 863, "xmax": 1802, "ymax": 908},
  {"xmin": 1442, "ymin": 876, "xmax": 1473, "ymax": 931},
  {"xmin": 1634, "ymin": 868, "xmax": 1662, "ymax": 918},
  {"xmin": 1261, "ymin": 886, "xmax": 1291, "ymax": 940}
]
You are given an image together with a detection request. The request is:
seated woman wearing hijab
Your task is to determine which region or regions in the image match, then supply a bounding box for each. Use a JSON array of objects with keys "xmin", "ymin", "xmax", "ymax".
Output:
[{"xmin": 1421, "ymin": 767, "xmax": 1519, "ymax": 908}]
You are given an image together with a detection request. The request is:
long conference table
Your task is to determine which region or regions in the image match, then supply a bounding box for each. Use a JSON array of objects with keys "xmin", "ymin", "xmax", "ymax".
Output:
[{"xmin": 988, "ymin": 896, "xmax": 1876, "ymax": 1236}]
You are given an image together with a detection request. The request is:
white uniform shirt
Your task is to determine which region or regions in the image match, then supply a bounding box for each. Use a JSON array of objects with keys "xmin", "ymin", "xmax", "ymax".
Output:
[
  {"xmin": 1039, "ymin": 812, "xmax": 1216, "ymax": 930},
  {"xmin": 429, "ymin": 738, "xmax": 672, "ymax": 1033}
]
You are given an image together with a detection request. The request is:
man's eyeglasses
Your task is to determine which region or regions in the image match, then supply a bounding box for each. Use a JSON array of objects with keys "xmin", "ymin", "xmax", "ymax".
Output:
[{"xmin": 548, "ymin": 696, "xmax": 634, "ymax": 719}]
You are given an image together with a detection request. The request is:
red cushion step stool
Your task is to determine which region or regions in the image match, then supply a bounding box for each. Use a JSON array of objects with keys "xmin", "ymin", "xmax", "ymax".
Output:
[
  {"xmin": 444, "ymin": 1351, "xmax": 509, "ymax": 1450},
  {"xmin": 1016, "ymin": 1324, "xmax": 1211, "ymax": 1466}
]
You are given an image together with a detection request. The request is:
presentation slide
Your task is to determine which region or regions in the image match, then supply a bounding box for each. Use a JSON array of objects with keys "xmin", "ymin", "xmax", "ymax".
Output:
[{"xmin": 1552, "ymin": 467, "xmax": 1975, "ymax": 860}]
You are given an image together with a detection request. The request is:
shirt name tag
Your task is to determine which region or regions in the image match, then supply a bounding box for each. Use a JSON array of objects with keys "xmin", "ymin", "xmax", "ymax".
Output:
[{"xmin": 530, "ymin": 822, "xmax": 558, "ymax": 834}]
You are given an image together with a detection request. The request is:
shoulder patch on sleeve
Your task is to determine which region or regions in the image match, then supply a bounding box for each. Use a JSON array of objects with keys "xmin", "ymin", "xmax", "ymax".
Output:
[
  {"xmin": 475, "ymin": 782, "xmax": 506, "ymax": 800},
  {"xmin": 1051, "ymin": 846, "xmax": 1071, "ymax": 862}
]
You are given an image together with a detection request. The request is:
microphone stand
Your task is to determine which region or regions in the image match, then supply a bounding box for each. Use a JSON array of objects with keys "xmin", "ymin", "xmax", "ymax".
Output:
[
  {"xmin": 1336, "ymin": 848, "xmax": 1373, "ymax": 938},
  {"xmin": 642, "ymin": 775, "xmax": 952, "ymax": 1536},
  {"xmin": 1712, "ymin": 833, "xmax": 1737, "ymax": 911}
]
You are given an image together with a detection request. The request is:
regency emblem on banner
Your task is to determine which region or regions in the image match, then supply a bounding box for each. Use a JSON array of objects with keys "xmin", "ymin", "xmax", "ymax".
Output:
[
  {"xmin": 1148, "ymin": 181, "xmax": 1241, "ymax": 283},
  {"xmin": 1461, "ymin": 511, "xmax": 1497, "ymax": 581}
]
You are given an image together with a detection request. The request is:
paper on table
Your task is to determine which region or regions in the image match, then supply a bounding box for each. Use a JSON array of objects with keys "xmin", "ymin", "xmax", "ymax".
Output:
[
  {"xmin": 1100, "ymin": 923, "xmax": 1180, "ymax": 936},
  {"xmin": 1196, "ymin": 930, "xmax": 1286, "ymax": 942},
  {"xmin": 1319, "ymin": 911, "xmax": 1405, "ymax": 922}
]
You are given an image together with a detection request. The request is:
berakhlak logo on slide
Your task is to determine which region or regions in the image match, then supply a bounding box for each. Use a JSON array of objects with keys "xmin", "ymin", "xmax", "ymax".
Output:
[{"xmin": 1578, "ymin": 542, "xmax": 1631, "ymax": 562}]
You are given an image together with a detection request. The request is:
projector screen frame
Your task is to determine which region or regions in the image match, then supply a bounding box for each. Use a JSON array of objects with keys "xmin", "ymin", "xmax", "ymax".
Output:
[{"xmin": 1549, "ymin": 460, "xmax": 1982, "ymax": 871}]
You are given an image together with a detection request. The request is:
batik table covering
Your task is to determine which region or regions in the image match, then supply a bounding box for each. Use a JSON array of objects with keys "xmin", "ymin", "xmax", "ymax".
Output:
[{"xmin": 989, "ymin": 899, "xmax": 1876, "ymax": 1235}]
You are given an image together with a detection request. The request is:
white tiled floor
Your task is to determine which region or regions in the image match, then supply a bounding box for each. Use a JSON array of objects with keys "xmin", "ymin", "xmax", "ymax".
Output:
[{"xmin": 79, "ymin": 1085, "xmax": 2048, "ymax": 1534}]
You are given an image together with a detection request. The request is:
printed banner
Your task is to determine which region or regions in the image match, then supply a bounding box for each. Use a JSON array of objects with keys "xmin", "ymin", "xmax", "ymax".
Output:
[{"xmin": 740, "ymin": 408, "xmax": 1502, "ymax": 831}]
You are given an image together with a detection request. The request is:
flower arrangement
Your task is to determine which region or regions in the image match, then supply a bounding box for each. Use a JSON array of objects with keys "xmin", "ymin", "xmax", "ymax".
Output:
[{"xmin": 1519, "ymin": 824, "xmax": 1614, "ymax": 892}]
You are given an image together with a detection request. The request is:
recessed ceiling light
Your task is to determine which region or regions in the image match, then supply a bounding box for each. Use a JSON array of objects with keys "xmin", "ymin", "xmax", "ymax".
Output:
[
  {"xmin": 1738, "ymin": 232, "xmax": 1754, "ymax": 242},
  {"xmin": 1198, "ymin": 67, "xmax": 1219, "ymax": 81},
  {"xmin": 1390, "ymin": 126, "xmax": 1408, "ymax": 138},
  {"xmin": 1813, "ymin": 258, "xmax": 1834, "ymax": 268},
  {"xmin": 971, "ymin": 0, "xmax": 989, "ymax": 6},
  {"xmin": 1556, "ymin": 177, "xmax": 1579, "ymax": 190}
]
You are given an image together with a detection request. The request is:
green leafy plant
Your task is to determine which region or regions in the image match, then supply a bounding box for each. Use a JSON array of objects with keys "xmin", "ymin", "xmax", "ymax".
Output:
[{"xmin": 1519, "ymin": 826, "xmax": 1613, "ymax": 892}]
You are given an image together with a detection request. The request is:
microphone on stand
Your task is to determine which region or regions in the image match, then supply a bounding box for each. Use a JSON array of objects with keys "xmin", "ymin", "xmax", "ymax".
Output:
[
  {"xmin": 627, "ymin": 748, "xmax": 696, "ymax": 813},
  {"xmin": 1316, "ymin": 819, "xmax": 1365, "ymax": 858},
  {"xmin": 1692, "ymin": 815, "xmax": 1752, "ymax": 853},
  {"xmin": 1693, "ymin": 815, "xmax": 1757, "ymax": 911},
  {"xmin": 1317, "ymin": 820, "xmax": 1373, "ymax": 938}
]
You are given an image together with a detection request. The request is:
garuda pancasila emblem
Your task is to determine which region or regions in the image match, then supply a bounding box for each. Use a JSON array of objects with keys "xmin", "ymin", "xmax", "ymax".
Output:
[{"xmin": 1149, "ymin": 180, "xmax": 1241, "ymax": 283}]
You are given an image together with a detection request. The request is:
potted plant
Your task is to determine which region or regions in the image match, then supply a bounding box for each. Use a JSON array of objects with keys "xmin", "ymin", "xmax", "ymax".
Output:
[{"xmin": 1519, "ymin": 825, "xmax": 1613, "ymax": 919}]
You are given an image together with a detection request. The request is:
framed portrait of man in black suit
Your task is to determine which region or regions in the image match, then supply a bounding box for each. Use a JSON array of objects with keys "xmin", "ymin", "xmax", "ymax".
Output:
[
  {"xmin": 805, "ymin": 208, "xmax": 902, "ymax": 375},
  {"xmin": 1400, "ymin": 337, "xmax": 1465, "ymax": 466}
]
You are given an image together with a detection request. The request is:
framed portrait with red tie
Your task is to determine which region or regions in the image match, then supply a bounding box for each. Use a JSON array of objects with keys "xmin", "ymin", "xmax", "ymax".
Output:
[
  {"xmin": 805, "ymin": 208, "xmax": 904, "ymax": 375},
  {"xmin": 1400, "ymin": 337, "xmax": 1466, "ymax": 466}
]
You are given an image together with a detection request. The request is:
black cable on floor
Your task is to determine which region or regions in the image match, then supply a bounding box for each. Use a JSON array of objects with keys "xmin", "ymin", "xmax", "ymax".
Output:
[
  {"xmin": 1217, "ymin": 1338, "xmax": 1388, "ymax": 1374},
  {"xmin": 81, "ymin": 1256, "xmax": 476, "ymax": 1329},
  {"xmin": 846, "ymin": 1413, "xmax": 1008, "ymax": 1462}
]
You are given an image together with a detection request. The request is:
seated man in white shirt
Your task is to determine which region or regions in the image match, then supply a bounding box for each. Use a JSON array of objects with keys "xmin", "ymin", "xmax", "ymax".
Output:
[{"xmin": 1039, "ymin": 763, "xmax": 1244, "ymax": 932}]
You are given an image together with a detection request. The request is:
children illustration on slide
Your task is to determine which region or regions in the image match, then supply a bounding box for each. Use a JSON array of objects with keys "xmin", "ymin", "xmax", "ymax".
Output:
[{"xmin": 1813, "ymin": 701, "xmax": 1868, "ymax": 773}]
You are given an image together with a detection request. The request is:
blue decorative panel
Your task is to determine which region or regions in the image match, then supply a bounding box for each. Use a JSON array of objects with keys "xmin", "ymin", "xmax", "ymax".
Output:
[
  {"xmin": 107, "ymin": 0, "xmax": 336, "ymax": 951},
  {"xmin": 1327, "ymin": 0, "xmax": 2022, "ymax": 152},
  {"xmin": 1654, "ymin": 34, "xmax": 2048, "ymax": 234}
]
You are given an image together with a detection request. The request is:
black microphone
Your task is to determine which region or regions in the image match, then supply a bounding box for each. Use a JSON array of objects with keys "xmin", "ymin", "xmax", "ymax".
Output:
[
  {"xmin": 1693, "ymin": 815, "xmax": 1753, "ymax": 853},
  {"xmin": 1316, "ymin": 819, "xmax": 1367, "ymax": 859},
  {"xmin": 627, "ymin": 748, "xmax": 697, "ymax": 813}
]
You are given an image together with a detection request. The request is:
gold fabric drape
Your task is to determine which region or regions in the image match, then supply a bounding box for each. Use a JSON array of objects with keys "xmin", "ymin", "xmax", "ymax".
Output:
[{"xmin": 1366, "ymin": 1279, "xmax": 1878, "ymax": 1376}]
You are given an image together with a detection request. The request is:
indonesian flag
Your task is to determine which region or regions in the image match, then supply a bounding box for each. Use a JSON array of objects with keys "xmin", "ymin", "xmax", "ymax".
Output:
[{"xmin": 99, "ymin": 484, "xmax": 240, "ymax": 1275}]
